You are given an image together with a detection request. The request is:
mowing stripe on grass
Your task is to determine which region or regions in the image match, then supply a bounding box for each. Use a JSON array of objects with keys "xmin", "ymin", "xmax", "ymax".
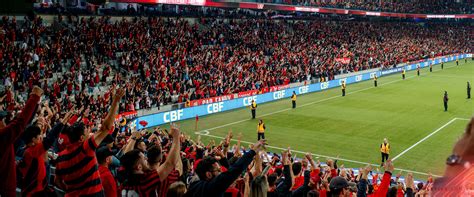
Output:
[
  {"xmin": 199, "ymin": 132, "xmax": 440, "ymax": 177},
  {"xmin": 391, "ymin": 118, "xmax": 459, "ymax": 161}
]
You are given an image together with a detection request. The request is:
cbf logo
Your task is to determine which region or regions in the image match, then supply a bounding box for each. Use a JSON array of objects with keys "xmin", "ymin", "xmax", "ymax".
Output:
[
  {"xmin": 298, "ymin": 86, "xmax": 309, "ymax": 94},
  {"xmin": 370, "ymin": 72, "xmax": 377, "ymax": 79},
  {"xmin": 320, "ymin": 82, "xmax": 329, "ymax": 90},
  {"xmin": 243, "ymin": 96, "xmax": 257, "ymax": 106},
  {"xmin": 355, "ymin": 75, "xmax": 362, "ymax": 82},
  {"xmin": 207, "ymin": 102, "xmax": 224, "ymax": 114},
  {"xmin": 273, "ymin": 90, "xmax": 286, "ymax": 100},
  {"xmin": 164, "ymin": 110, "xmax": 183, "ymax": 123},
  {"xmin": 339, "ymin": 78, "xmax": 347, "ymax": 85}
]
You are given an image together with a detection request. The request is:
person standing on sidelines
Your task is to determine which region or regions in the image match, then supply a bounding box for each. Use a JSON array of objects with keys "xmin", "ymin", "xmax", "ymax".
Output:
[
  {"xmin": 250, "ymin": 100, "xmax": 257, "ymax": 119},
  {"xmin": 441, "ymin": 61, "xmax": 444, "ymax": 69},
  {"xmin": 341, "ymin": 81, "xmax": 346, "ymax": 96},
  {"xmin": 456, "ymin": 58, "xmax": 459, "ymax": 66},
  {"xmin": 402, "ymin": 69, "xmax": 406, "ymax": 80},
  {"xmin": 417, "ymin": 65, "xmax": 420, "ymax": 76},
  {"xmin": 374, "ymin": 75, "xmax": 378, "ymax": 87},
  {"xmin": 291, "ymin": 91, "xmax": 297, "ymax": 108},
  {"xmin": 380, "ymin": 138, "xmax": 390, "ymax": 167},
  {"xmin": 444, "ymin": 91, "xmax": 449, "ymax": 112},
  {"xmin": 467, "ymin": 82, "xmax": 471, "ymax": 99},
  {"xmin": 257, "ymin": 119, "xmax": 266, "ymax": 140},
  {"xmin": 430, "ymin": 63, "xmax": 433, "ymax": 72}
]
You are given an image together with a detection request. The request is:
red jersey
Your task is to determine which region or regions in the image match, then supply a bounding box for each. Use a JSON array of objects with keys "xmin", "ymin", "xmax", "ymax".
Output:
[{"xmin": 55, "ymin": 137, "xmax": 104, "ymax": 197}]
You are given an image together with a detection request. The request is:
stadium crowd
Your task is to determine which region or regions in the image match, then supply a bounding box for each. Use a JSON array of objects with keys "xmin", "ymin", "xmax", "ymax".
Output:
[
  {"xmin": 0, "ymin": 15, "xmax": 470, "ymax": 112},
  {"xmin": 261, "ymin": 0, "xmax": 472, "ymax": 14},
  {"xmin": 0, "ymin": 84, "xmax": 472, "ymax": 197}
]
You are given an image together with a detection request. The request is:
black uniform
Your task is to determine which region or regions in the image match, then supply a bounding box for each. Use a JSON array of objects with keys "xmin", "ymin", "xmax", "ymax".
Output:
[
  {"xmin": 444, "ymin": 92, "xmax": 449, "ymax": 111},
  {"xmin": 417, "ymin": 67, "xmax": 420, "ymax": 76},
  {"xmin": 456, "ymin": 60, "xmax": 459, "ymax": 65},
  {"xmin": 429, "ymin": 64, "xmax": 432, "ymax": 72},
  {"xmin": 441, "ymin": 62, "xmax": 444, "ymax": 69},
  {"xmin": 468, "ymin": 82, "xmax": 471, "ymax": 99},
  {"xmin": 374, "ymin": 76, "xmax": 378, "ymax": 87}
]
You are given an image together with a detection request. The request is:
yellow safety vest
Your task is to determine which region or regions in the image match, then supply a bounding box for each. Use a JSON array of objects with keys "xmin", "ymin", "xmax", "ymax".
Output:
[
  {"xmin": 258, "ymin": 123, "xmax": 265, "ymax": 133},
  {"xmin": 291, "ymin": 94, "xmax": 296, "ymax": 101},
  {"xmin": 380, "ymin": 143, "xmax": 390, "ymax": 154},
  {"xmin": 341, "ymin": 83, "xmax": 346, "ymax": 90},
  {"xmin": 374, "ymin": 76, "xmax": 377, "ymax": 81},
  {"xmin": 251, "ymin": 102, "xmax": 257, "ymax": 110}
]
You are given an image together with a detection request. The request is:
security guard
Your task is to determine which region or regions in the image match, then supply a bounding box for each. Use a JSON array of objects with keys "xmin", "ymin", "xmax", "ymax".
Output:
[
  {"xmin": 374, "ymin": 75, "xmax": 378, "ymax": 87},
  {"xmin": 441, "ymin": 61, "xmax": 444, "ymax": 69},
  {"xmin": 444, "ymin": 91, "xmax": 449, "ymax": 111},
  {"xmin": 380, "ymin": 138, "xmax": 390, "ymax": 166},
  {"xmin": 456, "ymin": 58, "xmax": 459, "ymax": 66},
  {"xmin": 341, "ymin": 81, "xmax": 346, "ymax": 97},
  {"xmin": 402, "ymin": 69, "xmax": 406, "ymax": 80},
  {"xmin": 467, "ymin": 82, "xmax": 471, "ymax": 99},
  {"xmin": 429, "ymin": 63, "xmax": 433, "ymax": 72},
  {"xmin": 257, "ymin": 119, "xmax": 266, "ymax": 140},
  {"xmin": 250, "ymin": 100, "xmax": 257, "ymax": 119},
  {"xmin": 417, "ymin": 66, "xmax": 420, "ymax": 76},
  {"xmin": 291, "ymin": 91, "xmax": 297, "ymax": 108}
]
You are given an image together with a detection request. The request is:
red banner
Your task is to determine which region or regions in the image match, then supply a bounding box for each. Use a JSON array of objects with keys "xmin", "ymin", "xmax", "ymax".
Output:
[
  {"xmin": 191, "ymin": 94, "xmax": 235, "ymax": 106},
  {"xmin": 238, "ymin": 90, "xmax": 259, "ymax": 98},
  {"xmin": 269, "ymin": 84, "xmax": 290, "ymax": 92},
  {"xmin": 115, "ymin": 111, "xmax": 137, "ymax": 121},
  {"xmin": 335, "ymin": 57, "xmax": 351, "ymax": 64}
]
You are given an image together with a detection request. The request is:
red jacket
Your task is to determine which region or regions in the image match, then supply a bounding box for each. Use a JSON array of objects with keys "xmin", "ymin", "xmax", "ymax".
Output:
[
  {"xmin": 99, "ymin": 165, "xmax": 117, "ymax": 197},
  {"xmin": 0, "ymin": 94, "xmax": 39, "ymax": 197},
  {"xmin": 374, "ymin": 172, "xmax": 392, "ymax": 197}
]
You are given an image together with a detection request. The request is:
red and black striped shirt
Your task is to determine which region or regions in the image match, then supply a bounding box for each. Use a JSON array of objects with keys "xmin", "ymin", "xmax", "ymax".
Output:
[
  {"xmin": 56, "ymin": 136, "xmax": 104, "ymax": 197},
  {"xmin": 159, "ymin": 169, "xmax": 180, "ymax": 197},
  {"xmin": 120, "ymin": 170, "xmax": 162, "ymax": 197},
  {"xmin": 20, "ymin": 143, "xmax": 48, "ymax": 196}
]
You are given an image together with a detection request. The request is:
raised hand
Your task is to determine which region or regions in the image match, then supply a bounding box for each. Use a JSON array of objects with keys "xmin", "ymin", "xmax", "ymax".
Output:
[
  {"xmin": 170, "ymin": 123, "xmax": 181, "ymax": 139},
  {"xmin": 31, "ymin": 86, "xmax": 43, "ymax": 97}
]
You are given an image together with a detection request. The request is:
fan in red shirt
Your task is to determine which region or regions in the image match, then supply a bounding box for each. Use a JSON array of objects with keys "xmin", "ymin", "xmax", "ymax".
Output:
[
  {"xmin": 55, "ymin": 88, "xmax": 125, "ymax": 197},
  {"xmin": 96, "ymin": 146, "xmax": 118, "ymax": 197},
  {"xmin": 20, "ymin": 113, "xmax": 70, "ymax": 196},
  {"xmin": 0, "ymin": 86, "xmax": 42, "ymax": 197},
  {"xmin": 120, "ymin": 124, "xmax": 181, "ymax": 197}
]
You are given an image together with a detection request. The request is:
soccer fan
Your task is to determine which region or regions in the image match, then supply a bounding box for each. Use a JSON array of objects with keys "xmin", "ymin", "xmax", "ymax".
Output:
[
  {"xmin": 96, "ymin": 146, "xmax": 118, "ymax": 197},
  {"xmin": 187, "ymin": 140, "xmax": 266, "ymax": 197},
  {"xmin": 19, "ymin": 111, "xmax": 72, "ymax": 196},
  {"xmin": 54, "ymin": 88, "xmax": 125, "ymax": 196},
  {"xmin": 0, "ymin": 86, "xmax": 42, "ymax": 197},
  {"xmin": 119, "ymin": 123, "xmax": 181, "ymax": 196}
]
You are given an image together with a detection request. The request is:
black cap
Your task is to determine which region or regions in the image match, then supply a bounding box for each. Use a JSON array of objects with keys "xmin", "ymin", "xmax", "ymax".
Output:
[
  {"xmin": 329, "ymin": 176, "xmax": 355, "ymax": 190},
  {"xmin": 96, "ymin": 146, "xmax": 114, "ymax": 164},
  {"xmin": 0, "ymin": 111, "xmax": 8, "ymax": 118}
]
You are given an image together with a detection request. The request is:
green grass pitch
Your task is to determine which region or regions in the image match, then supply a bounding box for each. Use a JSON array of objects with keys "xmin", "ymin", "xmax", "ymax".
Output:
[{"xmin": 158, "ymin": 59, "xmax": 473, "ymax": 178}]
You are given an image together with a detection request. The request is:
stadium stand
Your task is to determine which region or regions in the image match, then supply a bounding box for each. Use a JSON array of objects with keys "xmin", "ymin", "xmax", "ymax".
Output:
[{"xmin": 0, "ymin": 4, "xmax": 472, "ymax": 197}]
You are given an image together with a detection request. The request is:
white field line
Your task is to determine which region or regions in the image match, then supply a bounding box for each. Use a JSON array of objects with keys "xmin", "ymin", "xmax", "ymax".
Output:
[
  {"xmin": 202, "ymin": 64, "xmax": 458, "ymax": 133},
  {"xmin": 199, "ymin": 132, "xmax": 440, "ymax": 177},
  {"xmin": 391, "ymin": 118, "xmax": 458, "ymax": 161},
  {"xmin": 193, "ymin": 64, "xmax": 461, "ymax": 178}
]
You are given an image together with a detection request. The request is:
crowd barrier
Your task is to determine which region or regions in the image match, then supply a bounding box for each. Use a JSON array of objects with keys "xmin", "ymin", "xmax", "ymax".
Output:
[{"xmin": 131, "ymin": 54, "xmax": 471, "ymax": 130}]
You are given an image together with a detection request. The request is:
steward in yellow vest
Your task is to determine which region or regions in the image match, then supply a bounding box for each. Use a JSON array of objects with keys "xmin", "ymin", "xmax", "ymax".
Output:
[
  {"xmin": 291, "ymin": 91, "xmax": 297, "ymax": 109},
  {"xmin": 250, "ymin": 100, "xmax": 257, "ymax": 119},
  {"xmin": 341, "ymin": 81, "xmax": 346, "ymax": 97},
  {"xmin": 380, "ymin": 138, "xmax": 390, "ymax": 166},
  {"xmin": 257, "ymin": 119, "xmax": 266, "ymax": 140}
]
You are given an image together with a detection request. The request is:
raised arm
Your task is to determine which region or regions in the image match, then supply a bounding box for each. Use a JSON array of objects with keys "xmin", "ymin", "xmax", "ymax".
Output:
[
  {"xmin": 156, "ymin": 123, "xmax": 181, "ymax": 182},
  {"xmin": 95, "ymin": 88, "xmax": 125, "ymax": 146},
  {"xmin": 0, "ymin": 86, "xmax": 42, "ymax": 142}
]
